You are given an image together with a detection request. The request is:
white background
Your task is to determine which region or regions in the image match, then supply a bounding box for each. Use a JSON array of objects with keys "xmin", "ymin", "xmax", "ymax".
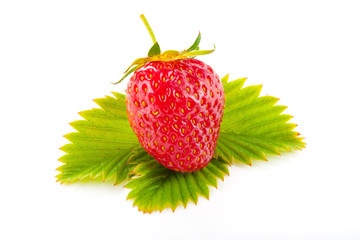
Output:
[{"xmin": 1, "ymin": 0, "xmax": 359, "ymax": 239}]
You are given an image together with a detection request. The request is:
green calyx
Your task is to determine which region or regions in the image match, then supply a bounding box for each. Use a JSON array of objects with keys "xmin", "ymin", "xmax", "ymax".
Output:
[{"xmin": 113, "ymin": 14, "xmax": 215, "ymax": 84}]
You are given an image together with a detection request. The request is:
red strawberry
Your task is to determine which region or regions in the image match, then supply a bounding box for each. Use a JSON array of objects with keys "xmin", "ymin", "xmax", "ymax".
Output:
[
  {"xmin": 116, "ymin": 14, "xmax": 224, "ymax": 172},
  {"xmin": 125, "ymin": 59, "xmax": 224, "ymax": 172}
]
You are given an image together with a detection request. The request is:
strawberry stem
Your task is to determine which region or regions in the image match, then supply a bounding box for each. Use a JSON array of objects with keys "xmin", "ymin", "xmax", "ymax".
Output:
[
  {"xmin": 114, "ymin": 15, "xmax": 215, "ymax": 84},
  {"xmin": 140, "ymin": 14, "xmax": 157, "ymax": 44}
]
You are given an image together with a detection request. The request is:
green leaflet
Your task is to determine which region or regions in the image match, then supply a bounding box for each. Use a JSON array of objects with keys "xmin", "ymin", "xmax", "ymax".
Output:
[
  {"xmin": 57, "ymin": 76, "xmax": 305, "ymax": 213},
  {"xmin": 125, "ymin": 156, "xmax": 229, "ymax": 213},
  {"xmin": 148, "ymin": 42, "xmax": 161, "ymax": 57},
  {"xmin": 215, "ymin": 76, "xmax": 305, "ymax": 165},
  {"xmin": 56, "ymin": 92, "xmax": 139, "ymax": 184},
  {"xmin": 186, "ymin": 32, "xmax": 201, "ymax": 52}
]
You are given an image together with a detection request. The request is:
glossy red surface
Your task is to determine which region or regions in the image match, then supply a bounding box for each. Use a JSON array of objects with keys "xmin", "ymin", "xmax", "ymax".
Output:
[{"xmin": 126, "ymin": 59, "xmax": 225, "ymax": 172}]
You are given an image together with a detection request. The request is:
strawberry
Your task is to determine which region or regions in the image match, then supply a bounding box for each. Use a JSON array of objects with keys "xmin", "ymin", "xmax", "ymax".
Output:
[
  {"xmin": 126, "ymin": 59, "xmax": 224, "ymax": 172},
  {"xmin": 116, "ymin": 15, "xmax": 224, "ymax": 172}
]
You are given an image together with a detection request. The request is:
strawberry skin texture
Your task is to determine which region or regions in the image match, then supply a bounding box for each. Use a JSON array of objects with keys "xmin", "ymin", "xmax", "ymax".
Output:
[{"xmin": 126, "ymin": 58, "xmax": 225, "ymax": 172}]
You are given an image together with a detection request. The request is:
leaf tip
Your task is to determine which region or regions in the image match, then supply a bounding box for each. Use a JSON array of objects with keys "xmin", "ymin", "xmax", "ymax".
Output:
[{"xmin": 221, "ymin": 74, "xmax": 230, "ymax": 83}]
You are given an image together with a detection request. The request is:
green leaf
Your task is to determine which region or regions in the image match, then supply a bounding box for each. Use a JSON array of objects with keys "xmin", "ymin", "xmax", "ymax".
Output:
[
  {"xmin": 125, "ymin": 156, "xmax": 229, "ymax": 213},
  {"xmin": 215, "ymin": 77, "xmax": 305, "ymax": 165},
  {"xmin": 123, "ymin": 57, "xmax": 147, "ymax": 74},
  {"xmin": 183, "ymin": 46, "xmax": 215, "ymax": 57},
  {"xmin": 186, "ymin": 32, "xmax": 201, "ymax": 52},
  {"xmin": 57, "ymin": 91, "xmax": 231, "ymax": 212},
  {"xmin": 57, "ymin": 76, "xmax": 305, "ymax": 213},
  {"xmin": 113, "ymin": 65, "xmax": 141, "ymax": 84},
  {"xmin": 127, "ymin": 146, "xmax": 154, "ymax": 166},
  {"xmin": 148, "ymin": 42, "xmax": 161, "ymax": 57},
  {"xmin": 56, "ymin": 93, "xmax": 140, "ymax": 184},
  {"xmin": 161, "ymin": 50, "xmax": 180, "ymax": 55}
]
